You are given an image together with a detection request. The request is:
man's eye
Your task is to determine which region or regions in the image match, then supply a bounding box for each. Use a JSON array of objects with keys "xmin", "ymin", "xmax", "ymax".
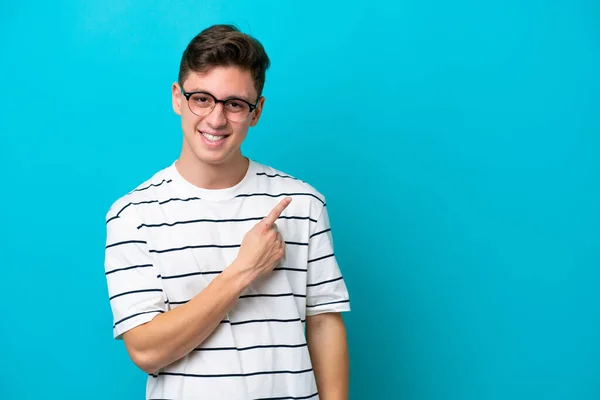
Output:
[{"xmin": 226, "ymin": 101, "xmax": 249, "ymax": 113}]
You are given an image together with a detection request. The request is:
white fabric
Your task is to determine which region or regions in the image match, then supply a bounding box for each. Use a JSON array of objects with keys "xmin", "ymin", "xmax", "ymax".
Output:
[{"xmin": 104, "ymin": 159, "xmax": 350, "ymax": 400}]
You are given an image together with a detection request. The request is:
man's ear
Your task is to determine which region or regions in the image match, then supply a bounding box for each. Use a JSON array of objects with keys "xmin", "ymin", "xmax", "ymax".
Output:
[
  {"xmin": 249, "ymin": 96, "xmax": 266, "ymax": 127},
  {"xmin": 172, "ymin": 82, "xmax": 182, "ymax": 116}
]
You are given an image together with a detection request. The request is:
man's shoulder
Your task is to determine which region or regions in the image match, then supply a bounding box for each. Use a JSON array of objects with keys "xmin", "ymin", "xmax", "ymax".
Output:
[
  {"xmin": 105, "ymin": 164, "xmax": 175, "ymax": 223},
  {"xmin": 252, "ymin": 161, "xmax": 326, "ymax": 206}
]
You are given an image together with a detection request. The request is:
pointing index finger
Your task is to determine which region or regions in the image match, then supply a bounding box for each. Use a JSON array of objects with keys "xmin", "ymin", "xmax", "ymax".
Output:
[{"xmin": 263, "ymin": 197, "xmax": 292, "ymax": 227}]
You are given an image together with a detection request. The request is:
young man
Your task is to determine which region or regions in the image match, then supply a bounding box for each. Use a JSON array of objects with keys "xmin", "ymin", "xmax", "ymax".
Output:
[{"xmin": 103, "ymin": 24, "xmax": 350, "ymax": 400}]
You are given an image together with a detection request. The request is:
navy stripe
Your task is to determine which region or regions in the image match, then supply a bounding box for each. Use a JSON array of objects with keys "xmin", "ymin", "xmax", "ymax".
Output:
[
  {"xmin": 150, "ymin": 244, "xmax": 240, "ymax": 254},
  {"xmin": 109, "ymin": 288, "xmax": 162, "ymax": 301},
  {"xmin": 106, "ymin": 194, "xmax": 321, "ymax": 224},
  {"xmin": 137, "ymin": 215, "xmax": 317, "ymax": 229},
  {"xmin": 105, "ymin": 264, "xmax": 153, "ymax": 275},
  {"xmin": 150, "ymin": 241, "xmax": 307, "ymax": 254},
  {"xmin": 309, "ymin": 228, "xmax": 331, "ymax": 239},
  {"xmin": 161, "ymin": 270, "xmax": 221, "ymax": 280},
  {"xmin": 132, "ymin": 179, "xmax": 172, "ymax": 193},
  {"xmin": 168, "ymin": 293, "xmax": 305, "ymax": 306},
  {"xmin": 152, "ymin": 368, "xmax": 313, "ymax": 379},
  {"xmin": 306, "ymin": 299, "xmax": 349, "ymax": 308},
  {"xmin": 221, "ymin": 318, "xmax": 303, "ymax": 326},
  {"xmin": 240, "ymin": 293, "xmax": 306, "ymax": 299},
  {"xmin": 113, "ymin": 310, "xmax": 164, "ymax": 328},
  {"xmin": 256, "ymin": 172, "xmax": 298, "ymax": 180},
  {"xmin": 195, "ymin": 343, "xmax": 307, "ymax": 352},
  {"xmin": 235, "ymin": 192, "xmax": 325, "ymax": 205},
  {"xmin": 105, "ymin": 240, "xmax": 146, "ymax": 249},
  {"xmin": 254, "ymin": 393, "xmax": 318, "ymax": 400},
  {"xmin": 106, "ymin": 197, "xmax": 202, "ymax": 223},
  {"xmin": 157, "ymin": 196, "xmax": 202, "ymax": 205},
  {"xmin": 307, "ymin": 253, "xmax": 334, "ymax": 263},
  {"xmin": 274, "ymin": 267, "xmax": 307, "ymax": 272},
  {"xmin": 163, "ymin": 267, "xmax": 306, "ymax": 281},
  {"xmin": 307, "ymin": 276, "xmax": 344, "ymax": 287}
]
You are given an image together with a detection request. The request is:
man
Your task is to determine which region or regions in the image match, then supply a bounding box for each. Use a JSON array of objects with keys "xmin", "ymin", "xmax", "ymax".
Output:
[{"xmin": 104, "ymin": 24, "xmax": 350, "ymax": 400}]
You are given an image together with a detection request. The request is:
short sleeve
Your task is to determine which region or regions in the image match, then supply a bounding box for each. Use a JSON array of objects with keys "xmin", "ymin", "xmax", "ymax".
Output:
[
  {"xmin": 306, "ymin": 202, "xmax": 350, "ymax": 316},
  {"xmin": 104, "ymin": 208, "xmax": 167, "ymax": 339}
]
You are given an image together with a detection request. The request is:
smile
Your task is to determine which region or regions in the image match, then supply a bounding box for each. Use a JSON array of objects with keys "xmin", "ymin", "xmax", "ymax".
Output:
[
  {"xmin": 202, "ymin": 132, "xmax": 226, "ymax": 141},
  {"xmin": 199, "ymin": 130, "xmax": 230, "ymax": 146}
]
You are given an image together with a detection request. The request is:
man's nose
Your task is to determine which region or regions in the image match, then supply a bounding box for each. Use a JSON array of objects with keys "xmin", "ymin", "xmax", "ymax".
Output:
[{"xmin": 204, "ymin": 102, "xmax": 228, "ymax": 129}]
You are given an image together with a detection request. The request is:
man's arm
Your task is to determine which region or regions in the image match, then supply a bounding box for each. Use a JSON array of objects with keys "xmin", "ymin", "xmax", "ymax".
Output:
[
  {"xmin": 304, "ymin": 199, "xmax": 351, "ymax": 398},
  {"xmin": 113, "ymin": 198, "xmax": 292, "ymax": 374},
  {"xmin": 306, "ymin": 312, "xmax": 349, "ymax": 400},
  {"xmin": 123, "ymin": 264, "xmax": 249, "ymax": 374}
]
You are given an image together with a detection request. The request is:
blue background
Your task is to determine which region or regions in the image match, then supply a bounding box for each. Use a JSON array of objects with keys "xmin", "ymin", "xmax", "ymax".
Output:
[{"xmin": 1, "ymin": 1, "xmax": 599, "ymax": 399}]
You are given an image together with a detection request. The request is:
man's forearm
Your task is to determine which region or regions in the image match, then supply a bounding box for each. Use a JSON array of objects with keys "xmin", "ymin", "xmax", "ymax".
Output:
[
  {"xmin": 122, "ymin": 263, "xmax": 253, "ymax": 374},
  {"xmin": 306, "ymin": 313, "xmax": 350, "ymax": 399}
]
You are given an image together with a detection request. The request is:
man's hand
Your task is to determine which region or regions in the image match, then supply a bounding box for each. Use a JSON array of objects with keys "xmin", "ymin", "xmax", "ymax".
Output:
[{"xmin": 232, "ymin": 197, "xmax": 292, "ymax": 283}]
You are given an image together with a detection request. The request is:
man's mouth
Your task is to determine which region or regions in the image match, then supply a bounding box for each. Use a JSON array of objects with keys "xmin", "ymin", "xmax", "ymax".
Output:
[{"xmin": 199, "ymin": 131, "xmax": 229, "ymax": 142}]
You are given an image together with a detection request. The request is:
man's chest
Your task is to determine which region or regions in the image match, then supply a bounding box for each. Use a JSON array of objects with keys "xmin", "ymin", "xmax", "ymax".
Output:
[{"xmin": 136, "ymin": 198, "xmax": 313, "ymax": 302}]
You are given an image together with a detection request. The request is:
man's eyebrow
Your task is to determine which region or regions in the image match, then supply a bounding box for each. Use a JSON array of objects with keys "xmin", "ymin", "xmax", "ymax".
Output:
[
  {"xmin": 227, "ymin": 95, "xmax": 253, "ymax": 103},
  {"xmin": 185, "ymin": 88, "xmax": 253, "ymax": 102},
  {"xmin": 222, "ymin": 93, "xmax": 253, "ymax": 103}
]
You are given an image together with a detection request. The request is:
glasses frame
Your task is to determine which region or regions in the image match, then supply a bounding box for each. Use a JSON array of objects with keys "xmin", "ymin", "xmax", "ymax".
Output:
[{"xmin": 181, "ymin": 89, "xmax": 259, "ymax": 120}]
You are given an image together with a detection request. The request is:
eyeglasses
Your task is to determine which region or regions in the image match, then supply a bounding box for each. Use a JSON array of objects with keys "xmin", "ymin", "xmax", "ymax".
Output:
[{"xmin": 181, "ymin": 89, "xmax": 259, "ymax": 122}]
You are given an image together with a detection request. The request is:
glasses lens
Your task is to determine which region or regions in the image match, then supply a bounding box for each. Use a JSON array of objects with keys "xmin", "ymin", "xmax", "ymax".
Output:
[
  {"xmin": 188, "ymin": 93, "xmax": 215, "ymax": 116},
  {"xmin": 224, "ymin": 99, "xmax": 251, "ymax": 122}
]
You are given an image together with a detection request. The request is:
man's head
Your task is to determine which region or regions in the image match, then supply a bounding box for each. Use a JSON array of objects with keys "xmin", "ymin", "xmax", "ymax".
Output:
[{"xmin": 172, "ymin": 24, "xmax": 270, "ymax": 167}]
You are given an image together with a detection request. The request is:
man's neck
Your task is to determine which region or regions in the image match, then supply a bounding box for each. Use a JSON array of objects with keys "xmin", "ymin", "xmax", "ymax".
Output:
[{"xmin": 175, "ymin": 151, "xmax": 249, "ymax": 190}]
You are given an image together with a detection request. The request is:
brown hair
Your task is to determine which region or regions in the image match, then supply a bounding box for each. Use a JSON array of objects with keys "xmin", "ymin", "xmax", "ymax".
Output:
[{"xmin": 178, "ymin": 24, "xmax": 271, "ymax": 97}]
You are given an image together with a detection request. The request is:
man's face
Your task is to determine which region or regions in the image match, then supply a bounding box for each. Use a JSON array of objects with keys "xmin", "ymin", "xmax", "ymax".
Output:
[{"xmin": 172, "ymin": 66, "xmax": 264, "ymax": 166}]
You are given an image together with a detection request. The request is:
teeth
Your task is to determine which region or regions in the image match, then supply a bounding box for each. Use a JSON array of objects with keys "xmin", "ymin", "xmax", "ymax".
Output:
[{"xmin": 201, "ymin": 132, "xmax": 225, "ymax": 141}]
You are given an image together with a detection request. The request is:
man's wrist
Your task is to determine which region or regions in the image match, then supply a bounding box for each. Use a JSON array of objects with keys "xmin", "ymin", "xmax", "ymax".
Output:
[{"xmin": 223, "ymin": 259, "xmax": 256, "ymax": 293}]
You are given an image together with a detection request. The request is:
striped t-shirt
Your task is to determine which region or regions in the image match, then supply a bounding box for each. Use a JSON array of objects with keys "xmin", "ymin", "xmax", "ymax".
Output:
[{"xmin": 103, "ymin": 158, "xmax": 351, "ymax": 400}]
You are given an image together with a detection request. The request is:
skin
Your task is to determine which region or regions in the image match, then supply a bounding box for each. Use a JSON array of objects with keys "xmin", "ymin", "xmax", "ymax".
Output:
[{"xmin": 122, "ymin": 65, "xmax": 349, "ymax": 399}]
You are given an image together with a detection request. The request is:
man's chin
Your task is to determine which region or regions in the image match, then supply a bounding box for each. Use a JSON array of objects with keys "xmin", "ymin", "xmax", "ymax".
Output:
[{"xmin": 192, "ymin": 148, "xmax": 243, "ymax": 167}]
